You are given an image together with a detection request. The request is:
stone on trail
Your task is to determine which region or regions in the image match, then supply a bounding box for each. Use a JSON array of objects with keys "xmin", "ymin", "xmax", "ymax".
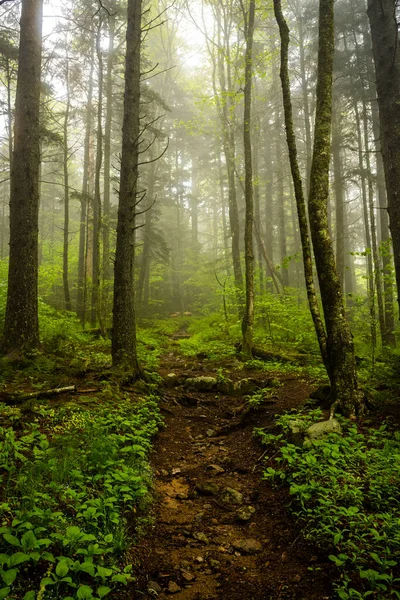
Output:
[
  {"xmin": 195, "ymin": 481, "xmax": 220, "ymax": 496},
  {"xmin": 219, "ymin": 487, "xmax": 243, "ymax": 505},
  {"xmin": 207, "ymin": 464, "xmax": 225, "ymax": 475},
  {"xmin": 168, "ymin": 581, "xmax": 182, "ymax": 593},
  {"xmin": 306, "ymin": 418, "xmax": 342, "ymax": 440},
  {"xmin": 184, "ymin": 376, "xmax": 218, "ymax": 391},
  {"xmin": 232, "ymin": 539, "xmax": 262, "ymax": 554},
  {"xmin": 181, "ymin": 571, "xmax": 195, "ymax": 582},
  {"xmin": 165, "ymin": 373, "xmax": 179, "ymax": 387},
  {"xmin": 193, "ymin": 532, "xmax": 209, "ymax": 544},
  {"xmin": 148, "ymin": 580, "xmax": 162, "ymax": 593},
  {"xmin": 236, "ymin": 505, "xmax": 256, "ymax": 521}
]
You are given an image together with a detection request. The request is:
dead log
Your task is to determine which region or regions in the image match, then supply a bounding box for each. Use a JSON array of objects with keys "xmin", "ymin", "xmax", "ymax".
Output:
[{"xmin": 1, "ymin": 385, "xmax": 77, "ymax": 405}]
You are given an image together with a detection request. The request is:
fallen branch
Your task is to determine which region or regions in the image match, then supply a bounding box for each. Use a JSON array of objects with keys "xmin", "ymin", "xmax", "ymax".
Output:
[{"xmin": 1, "ymin": 385, "xmax": 77, "ymax": 405}]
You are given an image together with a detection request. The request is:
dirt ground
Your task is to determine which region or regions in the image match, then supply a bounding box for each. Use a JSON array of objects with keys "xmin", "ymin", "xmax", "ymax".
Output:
[{"xmin": 129, "ymin": 353, "xmax": 336, "ymax": 600}]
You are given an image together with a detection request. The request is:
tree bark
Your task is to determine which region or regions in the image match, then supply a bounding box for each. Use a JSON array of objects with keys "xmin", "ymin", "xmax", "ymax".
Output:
[
  {"xmin": 273, "ymin": 0, "xmax": 328, "ymax": 369},
  {"xmin": 307, "ymin": 0, "xmax": 360, "ymax": 415},
  {"xmin": 2, "ymin": 0, "xmax": 43, "ymax": 353},
  {"xmin": 241, "ymin": 0, "xmax": 255, "ymax": 359},
  {"xmin": 111, "ymin": 0, "xmax": 142, "ymax": 373},
  {"xmin": 63, "ymin": 59, "xmax": 72, "ymax": 312},
  {"xmin": 367, "ymin": 0, "xmax": 400, "ymax": 318}
]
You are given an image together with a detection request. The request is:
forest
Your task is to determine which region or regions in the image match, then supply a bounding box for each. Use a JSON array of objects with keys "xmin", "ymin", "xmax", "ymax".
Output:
[{"xmin": 0, "ymin": 0, "xmax": 400, "ymax": 598}]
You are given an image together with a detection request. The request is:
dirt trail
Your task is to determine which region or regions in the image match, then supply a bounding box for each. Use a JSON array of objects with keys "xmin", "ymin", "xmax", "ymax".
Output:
[{"xmin": 132, "ymin": 358, "xmax": 335, "ymax": 599}]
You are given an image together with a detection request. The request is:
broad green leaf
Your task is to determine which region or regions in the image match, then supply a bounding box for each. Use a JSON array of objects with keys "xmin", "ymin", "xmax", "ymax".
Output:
[
  {"xmin": 97, "ymin": 586, "xmax": 112, "ymax": 598},
  {"xmin": 1, "ymin": 568, "xmax": 18, "ymax": 585},
  {"xmin": 3, "ymin": 534, "xmax": 20, "ymax": 547},
  {"xmin": 9, "ymin": 552, "xmax": 30, "ymax": 567},
  {"xmin": 77, "ymin": 585, "xmax": 94, "ymax": 599},
  {"xmin": 56, "ymin": 560, "xmax": 69, "ymax": 578},
  {"xmin": 96, "ymin": 566, "xmax": 112, "ymax": 579},
  {"xmin": 23, "ymin": 592, "xmax": 36, "ymax": 600},
  {"xmin": 0, "ymin": 587, "xmax": 10, "ymax": 600}
]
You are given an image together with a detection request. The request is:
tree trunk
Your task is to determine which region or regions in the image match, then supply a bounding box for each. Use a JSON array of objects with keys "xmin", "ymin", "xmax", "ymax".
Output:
[
  {"xmin": 2, "ymin": 0, "xmax": 43, "ymax": 353},
  {"xmin": 91, "ymin": 21, "xmax": 103, "ymax": 327},
  {"xmin": 367, "ymin": 0, "xmax": 400, "ymax": 318},
  {"xmin": 273, "ymin": 0, "xmax": 328, "ymax": 369},
  {"xmin": 241, "ymin": 0, "xmax": 255, "ymax": 359},
  {"xmin": 76, "ymin": 36, "xmax": 95, "ymax": 325},
  {"xmin": 63, "ymin": 60, "xmax": 72, "ymax": 312},
  {"xmin": 112, "ymin": 0, "xmax": 142, "ymax": 373},
  {"xmin": 307, "ymin": 0, "xmax": 360, "ymax": 415},
  {"xmin": 332, "ymin": 105, "xmax": 345, "ymax": 292}
]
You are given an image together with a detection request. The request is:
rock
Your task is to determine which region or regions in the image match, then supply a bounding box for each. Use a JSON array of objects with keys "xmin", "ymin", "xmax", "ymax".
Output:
[
  {"xmin": 168, "ymin": 581, "xmax": 182, "ymax": 593},
  {"xmin": 148, "ymin": 581, "xmax": 162, "ymax": 593},
  {"xmin": 219, "ymin": 487, "xmax": 243, "ymax": 505},
  {"xmin": 209, "ymin": 559, "xmax": 221, "ymax": 570},
  {"xmin": 172, "ymin": 468, "xmax": 181, "ymax": 475},
  {"xmin": 181, "ymin": 571, "xmax": 195, "ymax": 582},
  {"xmin": 184, "ymin": 377, "xmax": 218, "ymax": 392},
  {"xmin": 306, "ymin": 418, "xmax": 342, "ymax": 440},
  {"xmin": 233, "ymin": 539, "xmax": 262, "ymax": 554},
  {"xmin": 194, "ymin": 512, "xmax": 204, "ymax": 522},
  {"xmin": 206, "ymin": 428, "xmax": 216, "ymax": 437},
  {"xmin": 236, "ymin": 506, "xmax": 256, "ymax": 521},
  {"xmin": 165, "ymin": 373, "xmax": 179, "ymax": 387},
  {"xmin": 195, "ymin": 481, "xmax": 220, "ymax": 496},
  {"xmin": 207, "ymin": 464, "xmax": 225, "ymax": 475},
  {"xmin": 193, "ymin": 532, "xmax": 209, "ymax": 544},
  {"xmin": 233, "ymin": 378, "xmax": 258, "ymax": 395},
  {"xmin": 195, "ymin": 556, "xmax": 204, "ymax": 563},
  {"xmin": 216, "ymin": 379, "xmax": 235, "ymax": 395}
]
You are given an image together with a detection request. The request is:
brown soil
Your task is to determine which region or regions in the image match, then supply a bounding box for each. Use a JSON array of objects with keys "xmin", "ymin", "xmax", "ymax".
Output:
[{"xmin": 130, "ymin": 355, "xmax": 335, "ymax": 600}]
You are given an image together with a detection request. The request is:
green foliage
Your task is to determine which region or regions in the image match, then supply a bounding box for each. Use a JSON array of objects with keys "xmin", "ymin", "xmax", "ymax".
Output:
[
  {"xmin": 257, "ymin": 410, "xmax": 400, "ymax": 598},
  {"xmin": 0, "ymin": 395, "xmax": 162, "ymax": 598}
]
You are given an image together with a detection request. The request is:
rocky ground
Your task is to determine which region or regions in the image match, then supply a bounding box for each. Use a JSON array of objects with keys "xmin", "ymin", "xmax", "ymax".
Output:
[{"xmin": 130, "ymin": 353, "xmax": 336, "ymax": 600}]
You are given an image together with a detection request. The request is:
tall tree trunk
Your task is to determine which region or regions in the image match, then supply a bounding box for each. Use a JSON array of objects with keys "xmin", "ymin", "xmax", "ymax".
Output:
[
  {"xmin": 367, "ymin": 0, "xmax": 400, "ymax": 318},
  {"xmin": 307, "ymin": 0, "xmax": 360, "ymax": 415},
  {"xmin": 91, "ymin": 21, "xmax": 103, "ymax": 327},
  {"xmin": 2, "ymin": 0, "xmax": 43, "ymax": 353},
  {"xmin": 102, "ymin": 13, "xmax": 115, "ymax": 324},
  {"xmin": 241, "ymin": 0, "xmax": 255, "ymax": 359},
  {"xmin": 63, "ymin": 60, "xmax": 72, "ymax": 312},
  {"xmin": 112, "ymin": 0, "xmax": 142, "ymax": 372},
  {"xmin": 76, "ymin": 36, "xmax": 95, "ymax": 324},
  {"xmin": 332, "ymin": 104, "xmax": 345, "ymax": 292},
  {"xmin": 273, "ymin": 0, "xmax": 328, "ymax": 369},
  {"xmin": 191, "ymin": 151, "xmax": 199, "ymax": 247}
]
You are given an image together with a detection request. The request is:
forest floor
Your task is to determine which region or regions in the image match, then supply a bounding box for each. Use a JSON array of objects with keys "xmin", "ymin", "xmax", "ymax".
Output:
[{"xmin": 130, "ymin": 350, "xmax": 336, "ymax": 600}]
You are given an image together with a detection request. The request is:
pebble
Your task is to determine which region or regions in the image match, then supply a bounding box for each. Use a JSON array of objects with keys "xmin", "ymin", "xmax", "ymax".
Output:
[
  {"xmin": 168, "ymin": 581, "xmax": 182, "ymax": 594},
  {"xmin": 181, "ymin": 571, "xmax": 195, "ymax": 582},
  {"xmin": 220, "ymin": 487, "xmax": 243, "ymax": 505},
  {"xmin": 232, "ymin": 539, "xmax": 262, "ymax": 554},
  {"xmin": 194, "ymin": 512, "xmax": 204, "ymax": 522},
  {"xmin": 207, "ymin": 464, "xmax": 225, "ymax": 474},
  {"xmin": 193, "ymin": 532, "xmax": 209, "ymax": 544},
  {"xmin": 195, "ymin": 556, "xmax": 204, "ymax": 563},
  {"xmin": 195, "ymin": 481, "xmax": 220, "ymax": 496},
  {"xmin": 236, "ymin": 505, "xmax": 256, "ymax": 521},
  {"xmin": 148, "ymin": 581, "xmax": 162, "ymax": 593}
]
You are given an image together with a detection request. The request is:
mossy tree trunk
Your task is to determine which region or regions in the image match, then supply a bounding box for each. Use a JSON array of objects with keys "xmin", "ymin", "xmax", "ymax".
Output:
[
  {"xmin": 2, "ymin": 0, "xmax": 43, "ymax": 354},
  {"xmin": 241, "ymin": 0, "xmax": 255, "ymax": 359},
  {"xmin": 111, "ymin": 0, "xmax": 142, "ymax": 374},
  {"xmin": 273, "ymin": 0, "xmax": 328, "ymax": 370},
  {"xmin": 308, "ymin": 0, "xmax": 360, "ymax": 415}
]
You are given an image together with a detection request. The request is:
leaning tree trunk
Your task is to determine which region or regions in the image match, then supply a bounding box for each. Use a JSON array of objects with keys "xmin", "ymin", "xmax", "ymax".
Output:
[
  {"xmin": 111, "ymin": 0, "xmax": 142, "ymax": 373},
  {"xmin": 241, "ymin": 0, "xmax": 255, "ymax": 359},
  {"xmin": 368, "ymin": 0, "xmax": 400, "ymax": 318},
  {"xmin": 307, "ymin": 0, "xmax": 360, "ymax": 415},
  {"xmin": 2, "ymin": 0, "xmax": 43, "ymax": 354},
  {"xmin": 273, "ymin": 0, "xmax": 328, "ymax": 369}
]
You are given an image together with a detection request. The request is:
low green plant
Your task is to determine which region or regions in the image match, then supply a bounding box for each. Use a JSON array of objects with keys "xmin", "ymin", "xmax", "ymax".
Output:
[
  {"xmin": 0, "ymin": 394, "xmax": 162, "ymax": 599},
  {"xmin": 256, "ymin": 410, "xmax": 400, "ymax": 599}
]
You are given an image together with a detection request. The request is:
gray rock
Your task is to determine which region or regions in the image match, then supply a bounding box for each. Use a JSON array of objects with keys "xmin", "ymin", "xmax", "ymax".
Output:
[
  {"xmin": 236, "ymin": 505, "xmax": 256, "ymax": 521},
  {"xmin": 165, "ymin": 373, "xmax": 179, "ymax": 387},
  {"xmin": 148, "ymin": 581, "xmax": 162, "ymax": 593},
  {"xmin": 184, "ymin": 376, "xmax": 218, "ymax": 391},
  {"xmin": 306, "ymin": 418, "xmax": 342, "ymax": 440},
  {"xmin": 207, "ymin": 464, "xmax": 225, "ymax": 475},
  {"xmin": 168, "ymin": 581, "xmax": 182, "ymax": 593},
  {"xmin": 232, "ymin": 539, "xmax": 262, "ymax": 554},
  {"xmin": 195, "ymin": 481, "xmax": 220, "ymax": 496},
  {"xmin": 193, "ymin": 532, "xmax": 209, "ymax": 544},
  {"xmin": 181, "ymin": 571, "xmax": 195, "ymax": 582},
  {"xmin": 220, "ymin": 487, "xmax": 243, "ymax": 505},
  {"xmin": 233, "ymin": 378, "xmax": 257, "ymax": 395},
  {"xmin": 206, "ymin": 428, "xmax": 216, "ymax": 437}
]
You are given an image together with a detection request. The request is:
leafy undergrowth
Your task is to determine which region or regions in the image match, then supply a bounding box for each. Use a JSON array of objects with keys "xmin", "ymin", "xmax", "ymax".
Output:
[
  {"xmin": 256, "ymin": 409, "xmax": 400, "ymax": 599},
  {"xmin": 0, "ymin": 393, "xmax": 162, "ymax": 599}
]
